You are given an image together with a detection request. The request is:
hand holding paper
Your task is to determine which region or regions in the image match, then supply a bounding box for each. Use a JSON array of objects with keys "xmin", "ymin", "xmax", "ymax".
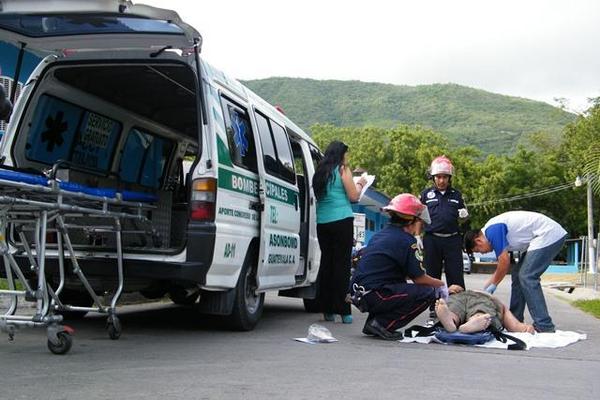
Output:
[{"xmin": 353, "ymin": 172, "xmax": 375, "ymax": 201}]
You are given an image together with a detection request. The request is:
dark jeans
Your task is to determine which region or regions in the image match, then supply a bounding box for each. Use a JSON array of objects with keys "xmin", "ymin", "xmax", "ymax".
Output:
[
  {"xmin": 363, "ymin": 283, "xmax": 436, "ymax": 331},
  {"xmin": 317, "ymin": 217, "xmax": 354, "ymax": 315},
  {"xmin": 510, "ymin": 235, "xmax": 567, "ymax": 332}
]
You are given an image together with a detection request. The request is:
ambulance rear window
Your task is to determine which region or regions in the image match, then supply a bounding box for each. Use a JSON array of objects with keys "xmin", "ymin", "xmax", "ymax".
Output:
[{"xmin": 0, "ymin": 14, "xmax": 184, "ymax": 37}]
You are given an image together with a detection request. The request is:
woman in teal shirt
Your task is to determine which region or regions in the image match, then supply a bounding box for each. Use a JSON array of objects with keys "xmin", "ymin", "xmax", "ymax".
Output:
[{"xmin": 313, "ymin": 141, "xmax": 366, "ymax": 323}]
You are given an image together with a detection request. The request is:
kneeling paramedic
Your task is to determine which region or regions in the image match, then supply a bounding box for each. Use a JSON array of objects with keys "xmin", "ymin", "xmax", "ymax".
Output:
[{"xmin": 350, "ymin": 193, "xmax": 448, "ymax": 340}]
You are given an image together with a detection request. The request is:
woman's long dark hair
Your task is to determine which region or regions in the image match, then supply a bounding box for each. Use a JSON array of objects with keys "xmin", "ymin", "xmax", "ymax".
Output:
[{"xmin": 313, "ymin": 141, "xmax": 348, "ymax": 201}]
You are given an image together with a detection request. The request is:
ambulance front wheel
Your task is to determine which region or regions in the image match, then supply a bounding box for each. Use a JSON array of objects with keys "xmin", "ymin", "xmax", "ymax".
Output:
[{"xmin": 227, "ymin": 250, "xmax": 264, "ymax": 331}]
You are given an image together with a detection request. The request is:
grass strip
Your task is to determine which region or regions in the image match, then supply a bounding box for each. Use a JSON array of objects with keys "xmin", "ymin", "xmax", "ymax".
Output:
[{"xmin": 573, "ymin": 299, "xmax": 600, "ymax": 319}]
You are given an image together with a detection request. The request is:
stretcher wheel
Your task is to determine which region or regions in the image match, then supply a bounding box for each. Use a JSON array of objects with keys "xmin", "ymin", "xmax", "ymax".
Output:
[
  {"xmin": 107, "ymin": 315, "xmax": 122, "ymax": 340},
  {"xmin": 47, "ymin": 332, "xmax": 73, "ymax": 355}
]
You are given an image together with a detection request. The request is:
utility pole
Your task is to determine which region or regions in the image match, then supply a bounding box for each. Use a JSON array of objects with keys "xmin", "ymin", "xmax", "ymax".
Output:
[
  {"xmin": 587, "ymin": 180, "xmax": 597, "ymax": 274},
  {"xmin": 577, "ymin": 175, "xmax": 597, "ymax": 275}
]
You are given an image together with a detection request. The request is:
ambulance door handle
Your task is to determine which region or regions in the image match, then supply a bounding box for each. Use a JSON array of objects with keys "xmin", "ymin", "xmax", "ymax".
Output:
[{"xmin": 250, "ymin": 201, "xmax": 264, "ymax": 212}]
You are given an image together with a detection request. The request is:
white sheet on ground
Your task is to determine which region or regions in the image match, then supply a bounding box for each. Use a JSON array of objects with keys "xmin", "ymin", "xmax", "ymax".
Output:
[{"xmin": 400, "ymin": 330, "xmax": 586, "ymax": 350}]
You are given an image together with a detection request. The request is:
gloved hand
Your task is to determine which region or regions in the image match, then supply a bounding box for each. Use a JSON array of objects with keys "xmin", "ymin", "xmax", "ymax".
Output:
[
  {"xmin": 435, "ymin": 285, "xmax": 449, "ymax": 301},
  {"xmin": 458, "ymin": 208, "xmax": 469, "ymax": 219},
  {"xmin": 484, "ymin": 283, "xmax": 497, "ymax": 294}
]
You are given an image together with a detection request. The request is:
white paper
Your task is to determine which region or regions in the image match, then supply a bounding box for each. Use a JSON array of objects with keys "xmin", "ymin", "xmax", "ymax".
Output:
[
  {"xmin": 293, "ymin": 337, "xmax": 338, "ymax": 344},
  {"xmin": 354, "ymin": 172, "xmax": 375, "ymax": 201}
]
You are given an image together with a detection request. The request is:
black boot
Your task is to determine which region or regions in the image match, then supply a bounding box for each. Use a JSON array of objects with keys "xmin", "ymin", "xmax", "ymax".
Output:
[{"xmin": 362, "ymin": 319, "xmax": 404, "ymax": 340}]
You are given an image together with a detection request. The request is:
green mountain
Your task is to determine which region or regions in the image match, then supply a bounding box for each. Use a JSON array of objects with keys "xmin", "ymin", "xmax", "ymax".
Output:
[{"xmin": 241, "ymin": 77, "xmax": 576, "ymax": 154}]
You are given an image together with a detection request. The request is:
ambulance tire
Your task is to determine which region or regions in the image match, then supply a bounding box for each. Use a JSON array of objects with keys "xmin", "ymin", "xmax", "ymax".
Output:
[
  {"xmin": 303, "ymin": 297, "xmax": 321, "ymax": 313},
  {"xmin": 303, "ymin": 278, "xmax": 321, "ymax": 312},
  {"xmin": 227, "ymin": 248, "xmax": 264, "ymax": 331}
]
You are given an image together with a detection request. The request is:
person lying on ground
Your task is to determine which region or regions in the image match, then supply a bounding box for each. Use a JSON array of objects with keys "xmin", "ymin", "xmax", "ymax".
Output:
[{"xmin": 435, "ymin": 285, "xmax": 535, "ymax": 334}]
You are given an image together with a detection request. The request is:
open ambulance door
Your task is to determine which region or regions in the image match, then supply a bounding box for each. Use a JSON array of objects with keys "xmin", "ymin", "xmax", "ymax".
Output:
[
  {"xmin": 251, "ymin": 109, "xmax": 301, "ymax": 291},
  {"xmin": 0, "ymin": 0, "xmax": 200, "ymax": 56}
]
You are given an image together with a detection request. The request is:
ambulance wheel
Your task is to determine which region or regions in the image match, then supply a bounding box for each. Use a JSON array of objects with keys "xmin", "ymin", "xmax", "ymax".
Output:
[
  {"xmin": 303, "ymin": 298, "xmax": 321, "ymax": 313},
  {"xmin": 227, "ymin": 250, "xmax": 264, "ymax": 331},
  {"xmin": 302, "ymin": 280, "xmax": 321, "ymax": 313},
  {"xmin": 47, "ymin": 332, "xmax": 73, "ymax": 355}
]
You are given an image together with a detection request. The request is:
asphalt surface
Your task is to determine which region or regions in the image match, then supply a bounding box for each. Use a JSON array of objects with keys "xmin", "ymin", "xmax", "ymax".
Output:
[{"xmin": 0, "ymin": 274, "xmax": 598, "ymax": 400}]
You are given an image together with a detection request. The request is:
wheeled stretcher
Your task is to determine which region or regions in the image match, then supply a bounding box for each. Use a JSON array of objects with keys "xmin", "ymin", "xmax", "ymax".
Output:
[{"xmin": 0, "ymin": 167, "xmax": 157, "ymax": 354}]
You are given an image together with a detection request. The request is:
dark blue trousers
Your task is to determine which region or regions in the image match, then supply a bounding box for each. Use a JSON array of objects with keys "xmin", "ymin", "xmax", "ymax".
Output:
[
  {"xmin": 363, "ymin": 283, "xmax": 436, "ymax": 331},
  {"xmin": 423, "ymin": 234, "xmax": 465, "ymax": 288}
]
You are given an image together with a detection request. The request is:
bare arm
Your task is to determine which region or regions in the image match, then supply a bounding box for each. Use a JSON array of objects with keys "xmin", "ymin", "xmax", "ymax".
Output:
[
  {"xmin": 412, "ymin": 274, "xmax": 445, "ymax": 288},
  {"xmin": 485, "ymin": 251, "xmax": 511, "ymax": 288},
  {"xmin": 340, "ymin": 165, "xmax": 365, "ymax": 202}
]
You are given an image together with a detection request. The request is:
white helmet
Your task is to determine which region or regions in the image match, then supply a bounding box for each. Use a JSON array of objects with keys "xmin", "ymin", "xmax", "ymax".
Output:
[{"xmin": 430, "ymin": 156, "xmax": 454, "ymax": 176}]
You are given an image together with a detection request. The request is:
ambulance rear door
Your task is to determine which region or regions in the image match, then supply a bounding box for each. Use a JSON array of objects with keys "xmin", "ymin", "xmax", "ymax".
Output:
[{"xmin": 0, "ymin": 0, "xmax": 200, "ymax": 56}]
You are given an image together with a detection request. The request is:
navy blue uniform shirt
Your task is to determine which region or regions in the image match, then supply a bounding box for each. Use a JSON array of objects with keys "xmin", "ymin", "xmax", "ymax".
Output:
[
  {"xmin": 420, "ymin": 186, "xmax": 465, "ymax": 234},
  {"xmin": 352, "ymin": 224, "xmax": 425, "ymax": 289}
]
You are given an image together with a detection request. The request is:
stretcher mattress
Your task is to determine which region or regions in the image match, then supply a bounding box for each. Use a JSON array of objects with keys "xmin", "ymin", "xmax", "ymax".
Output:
[{"xmin": 0, "ymin": 169, "xmax": 158, "ymax": 203}]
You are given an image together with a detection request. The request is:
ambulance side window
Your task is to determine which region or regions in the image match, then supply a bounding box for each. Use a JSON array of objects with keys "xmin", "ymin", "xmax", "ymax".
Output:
[
  {"xmin": 255, "ymin": 112, "xmax": 279, "ymax": 175},
  {"xmin": 253, "ymin": 109, "xmax": 295, "ymax": 184},
  {"xmin": 220, "ymin": 96, "xmax": 257, "ymax": 172},
  {"xmin": 309, "ymin": 145, "xmax": 322, "ymax": 170},
  {"xmin": 270, "ymin": 121, "xmax": 295, "ymax": 183}
]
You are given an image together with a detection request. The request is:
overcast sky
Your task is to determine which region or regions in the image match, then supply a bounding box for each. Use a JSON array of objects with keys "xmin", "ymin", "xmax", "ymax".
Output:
[{"xmin": 142, "ymin": 0, "xmax": 600, "ymax": 112}]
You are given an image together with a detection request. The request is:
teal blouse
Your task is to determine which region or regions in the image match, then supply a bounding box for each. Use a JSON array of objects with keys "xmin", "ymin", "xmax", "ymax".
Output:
[{"xmin": 316, "ymin": 167, "xmax": 354, "ymax": 224}]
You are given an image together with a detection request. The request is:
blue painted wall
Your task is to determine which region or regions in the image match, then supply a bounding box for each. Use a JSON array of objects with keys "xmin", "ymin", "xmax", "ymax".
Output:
[{"xmin": 352, "ymin": 204, "xmax": 389, "ymax": 244}]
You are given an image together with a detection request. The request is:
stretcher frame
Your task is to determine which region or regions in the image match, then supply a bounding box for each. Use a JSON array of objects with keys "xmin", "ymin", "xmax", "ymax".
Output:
[{"xmin": 0, "ymin": 167, "xmax": 157, "ymax": 354}]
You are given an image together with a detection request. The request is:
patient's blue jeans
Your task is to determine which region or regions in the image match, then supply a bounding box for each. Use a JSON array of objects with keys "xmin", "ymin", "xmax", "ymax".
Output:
[{"xmin": 509, "ymin": 235, "xmax": 566, "ymax": 332}]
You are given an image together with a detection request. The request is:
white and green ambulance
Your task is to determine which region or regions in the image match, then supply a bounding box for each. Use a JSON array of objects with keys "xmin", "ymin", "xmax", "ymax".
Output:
[{"xmin": 0, "ymin": 0, "xmax": 322, "ymax": 330}]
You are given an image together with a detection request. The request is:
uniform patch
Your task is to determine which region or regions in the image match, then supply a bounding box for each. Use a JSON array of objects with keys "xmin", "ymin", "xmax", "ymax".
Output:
[
  {"xmin": 427, "ymin": 191, "xmax": 436, "ymax": 199},
  {"xmin": 411, "ymin": 243, "xmax": 424, "ymax": 263}
]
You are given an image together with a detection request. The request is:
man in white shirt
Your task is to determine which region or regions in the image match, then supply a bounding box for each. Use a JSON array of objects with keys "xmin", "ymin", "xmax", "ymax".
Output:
[{"xmin": 463, "ymin": 211, "xmax": 567, "ymax": 333}]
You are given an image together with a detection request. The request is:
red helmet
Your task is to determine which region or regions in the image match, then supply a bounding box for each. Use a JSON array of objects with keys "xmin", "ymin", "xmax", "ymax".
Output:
[
  {"xmin": 382, "ymin": 193, "xmax": 431, "ymax": 224},
  {"xmin": 430, "ymin": 156, "xmax": 454, "ymax": 176}
]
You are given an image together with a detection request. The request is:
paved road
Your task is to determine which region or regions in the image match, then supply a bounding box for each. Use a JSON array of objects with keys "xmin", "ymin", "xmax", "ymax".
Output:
[{"xmin": 1, "ymin": 274, "xmax": 598, "ymax": 400}]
